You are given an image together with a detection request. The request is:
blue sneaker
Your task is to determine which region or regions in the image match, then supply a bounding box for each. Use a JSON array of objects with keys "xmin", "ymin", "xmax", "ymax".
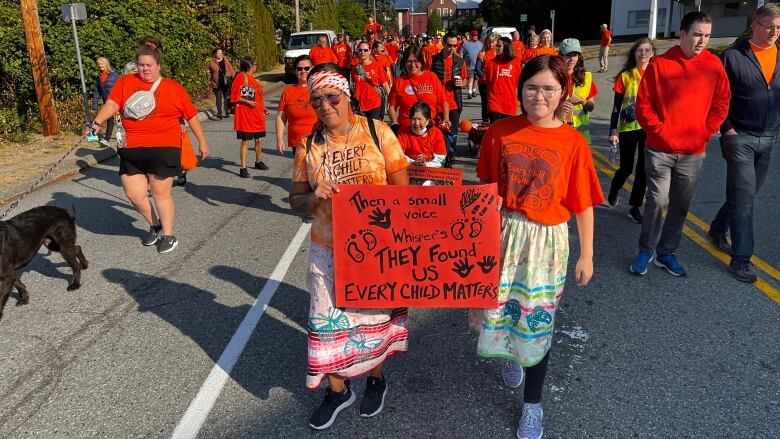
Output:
[
  {"xmin": 630, "ymin": 250, "xmax": 654, "ymax": 275},
  {"xmin": 655, "ymin": 252, "xmax": 687, "ymax": 276}
]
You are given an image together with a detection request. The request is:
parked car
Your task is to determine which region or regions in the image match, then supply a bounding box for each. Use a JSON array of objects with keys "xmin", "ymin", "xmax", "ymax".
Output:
[
  {"xmin": 481, "ymin": 26, "xmax": 518, "ymax": 40},
  {"xmin": 284, "ymin": 30, "xmax": 338, "ymax": 82}
]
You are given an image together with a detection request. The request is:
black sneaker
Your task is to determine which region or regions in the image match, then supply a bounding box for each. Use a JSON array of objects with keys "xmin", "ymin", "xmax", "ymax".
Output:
[
  {"xmin": 239, "ymin": 168, "xmax": 250, "ymax": 178},
  {"xmin": 309, "ymin": 381, "xmax": 356, "ymax": 430},
  {"xmin": 158, "ymin": 235, "xmax": 178, "ymax": 253},
  {"xmin": 142, "ymin": 225, "xmax": 162, "ymax": 246},
  {"xmin": 728, "ymin": 261, "xmax": 757, "ymax": 283},
  {"xmin": 177, "ymin": 172, "xmax": 187, "ymax": 186},
  {"xmin": 255, "ymin": 161, "xmax": 269, "ymax": 171},
  {"xmin": 359, "ymin": 375, "xmax": 388, "ymax": 418},
  {"xmin": 709, "ymin": 231, "xmax": 731, "ymax": 254},
  {"xmin": 607, "ymin": 191, "xmax": 618, "ymax": 207},
  {"xmin": 628, "ymin": 206, "xmax": 642, "ymax": 224}
]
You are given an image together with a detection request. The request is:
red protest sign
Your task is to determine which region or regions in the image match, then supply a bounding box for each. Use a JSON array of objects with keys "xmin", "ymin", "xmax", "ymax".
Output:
[
  {"xmin": 332, "ymin": 184, "xmax": 500, "ymax": 308},
  {"xmin": 406, "ymin": 166, "xmax": 464, "ymax": 186}
]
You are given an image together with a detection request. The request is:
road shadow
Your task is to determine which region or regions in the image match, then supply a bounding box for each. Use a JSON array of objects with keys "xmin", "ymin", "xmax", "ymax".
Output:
[
  {"xmin": 102, "ymin": 266, "xmax": 309, "ymax": 402},
  {"xmin": 48, "ymin": 191, "xmax": 140, "ymax": 238},
  {"xmin": 182, "ymin": 181, "xmax": 293, "ymax": 216}
]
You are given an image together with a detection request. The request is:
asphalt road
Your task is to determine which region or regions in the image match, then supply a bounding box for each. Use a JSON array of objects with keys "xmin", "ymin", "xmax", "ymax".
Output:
[{"xmin": 1, "ymin": 54, "xmax": 778, "ymax": 439}]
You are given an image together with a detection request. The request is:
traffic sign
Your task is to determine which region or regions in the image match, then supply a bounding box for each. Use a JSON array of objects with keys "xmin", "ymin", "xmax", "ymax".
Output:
[
  {"xmin": 550, "ymin": 10, "xmax": 555, "ymax": 19},
  {"xmin": 60, "ymin": 2, "xmax": 87, "ymax": 21},
  {"xmin": 520, "ymin": 14, "xmax": 527, "ymax": 22}
]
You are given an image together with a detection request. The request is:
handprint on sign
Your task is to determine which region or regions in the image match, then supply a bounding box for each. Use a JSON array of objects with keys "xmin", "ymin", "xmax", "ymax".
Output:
[
  {"xmin": 452, "ymin": 257, "xmax": 475, "ymax": 278},
  {"xmin": 477, "ymin": 255, "xmax": 497, "ymax": 274},
  {"xmin": 367, "ymin": 207, "xmax": 392, "ymax": 229}
]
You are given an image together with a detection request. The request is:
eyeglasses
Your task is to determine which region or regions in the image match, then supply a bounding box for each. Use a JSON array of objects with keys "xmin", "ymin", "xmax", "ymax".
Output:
[
  {"xmin": 296, "ymin": 66, "xmax": 312, "ymax": 72},
  {"xmin": 754, "ymin": 21, "xmax": 780, "ymax": 33},
  {"xmin": 636, "ymin": 48, "xmax": 654, "ymax": 53},
  {"xmin": 405, "ymin": 59, "xmax": 421, "ymax": 64},
  {"xmin": 523, "ymin": 86, "xmax": 562, "ymax": 99},
  {"xmin": 358, "ymin": 48, "xmax": 371, "ymax": 53},
  {"xmin": 310, "ymin": 92, "xmax": 343, "ymax": 109}
]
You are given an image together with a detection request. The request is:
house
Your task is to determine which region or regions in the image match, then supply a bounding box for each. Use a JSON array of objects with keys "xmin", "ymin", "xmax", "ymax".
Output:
[
  {"xmin": 455, "ymin": 0, "xmax": 481, "ymax": 26},
  {"xmin": 396, "ymin": 8, "xmax": 429, "ymax": 35},
  {"xmin": 610, "ymin": 0, "xmax": 769, "ymax": 38},
  {"xmin": 428, "ymin": 0, "xmax": 458, "ymax": 29}
]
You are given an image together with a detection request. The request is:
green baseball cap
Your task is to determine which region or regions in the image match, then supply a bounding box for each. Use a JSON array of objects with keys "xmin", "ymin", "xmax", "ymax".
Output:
[{"xmin": 558, "ymin": 38, "xmax": 582, "ymax": 55}]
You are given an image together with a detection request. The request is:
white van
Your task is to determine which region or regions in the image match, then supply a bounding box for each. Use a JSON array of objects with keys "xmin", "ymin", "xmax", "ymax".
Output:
[
  {"xmin": 481, "ymin": 26, "xmax": 518, "ymax": 40},
  {"xmin": 284, "ymin": 30, "xmax": 338, "ymax": 81}
]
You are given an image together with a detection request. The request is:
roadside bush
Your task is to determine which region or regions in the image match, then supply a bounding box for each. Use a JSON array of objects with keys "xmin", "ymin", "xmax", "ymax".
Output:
[{"xmin": 0, "ymin": 0, "xmax": 277, "ymax": 140}]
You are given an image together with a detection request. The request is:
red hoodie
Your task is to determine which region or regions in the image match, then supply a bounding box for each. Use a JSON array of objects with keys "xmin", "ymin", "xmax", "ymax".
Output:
[{"xmin": 636, "ymin": 45, "xmax": 730, "ymax": 155}]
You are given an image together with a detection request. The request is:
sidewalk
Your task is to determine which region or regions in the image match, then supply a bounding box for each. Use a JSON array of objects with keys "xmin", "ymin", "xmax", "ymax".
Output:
[{"xmin": 0, "ymin": 66, "xmax": 286, "ymax": 208}]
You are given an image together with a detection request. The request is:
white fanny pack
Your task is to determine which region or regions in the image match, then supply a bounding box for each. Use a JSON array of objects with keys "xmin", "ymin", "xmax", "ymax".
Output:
[{"xmin": 124, "ymin": 77, "xmax": 163, "ymax": 120}]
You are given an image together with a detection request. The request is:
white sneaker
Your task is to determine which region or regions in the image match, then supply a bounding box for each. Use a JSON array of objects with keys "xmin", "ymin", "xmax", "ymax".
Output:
[
  {"xmin": 517, "ymin": 403, "xmax": 543, "ymax": 439},
  {"xmin": 98, "ymin": 139, "xmax": 111, "ymax": 148},
  {"xmin": 501, "ymin": 361, "xmax": 524, "ymax": 388}
]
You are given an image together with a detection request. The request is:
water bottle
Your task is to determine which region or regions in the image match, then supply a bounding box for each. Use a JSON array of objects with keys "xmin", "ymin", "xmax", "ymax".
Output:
[
  {"xmin": 116, "ymin": 120, "xmax": 126, "ymax": 149},
  {"xmin": 609, "ymin": 140, "xmax": 619, "ymax": 162}
]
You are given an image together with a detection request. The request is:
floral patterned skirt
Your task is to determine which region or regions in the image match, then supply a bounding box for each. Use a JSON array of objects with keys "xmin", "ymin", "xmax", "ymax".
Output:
[
  {"xmin": 306, "ymin": 243, "xmax": 409, "ymax": 389},
  {"xmin": 469, "ymin": 209, "xmax": 569, "ymax": 367}
]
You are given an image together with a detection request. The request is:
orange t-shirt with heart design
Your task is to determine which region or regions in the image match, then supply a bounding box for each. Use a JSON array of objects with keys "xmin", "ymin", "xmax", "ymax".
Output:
[
  {"xmin": 293, "ymin": 115, "xmax": 408, "ymax": 248},
  {"xmin": 476, "ymin": 115, "xmax": 604, "ymax": 225}
]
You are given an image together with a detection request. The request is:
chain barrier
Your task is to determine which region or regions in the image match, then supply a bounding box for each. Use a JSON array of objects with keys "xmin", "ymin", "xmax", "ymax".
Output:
[{"xmin": 0, "ymin": 135, "xmax": 87, "ymax": 220}]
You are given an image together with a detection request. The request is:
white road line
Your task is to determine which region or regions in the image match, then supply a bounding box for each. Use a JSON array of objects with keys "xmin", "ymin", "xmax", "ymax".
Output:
[{"xmin": 171, "ymin": 223, "xmax": 311, "ymax": 439}]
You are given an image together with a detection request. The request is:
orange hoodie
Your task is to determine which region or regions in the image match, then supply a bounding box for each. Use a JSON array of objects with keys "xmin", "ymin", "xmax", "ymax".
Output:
[{"xmin": 636, "ymin": 45, "xmax": 730, "ymax": 154}]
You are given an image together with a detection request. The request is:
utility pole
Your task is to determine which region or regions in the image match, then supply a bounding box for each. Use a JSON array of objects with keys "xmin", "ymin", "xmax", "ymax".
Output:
[
  {"xmin": 649, "ymin": 0, "xmax": 658, "ymax": 40},
  {"xmin": 20, "ymin": 0, "xmax": 59, "ymax": 136},
  {"xmin": 373, "ymin": 0, "xmax": 377, "ymax": 19},
  {"xmin": 295, "ymin": 0, "xmax": 300, "ymax": 32}
]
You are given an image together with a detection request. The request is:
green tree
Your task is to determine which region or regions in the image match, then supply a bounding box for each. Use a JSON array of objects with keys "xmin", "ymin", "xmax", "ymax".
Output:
[
  {"xmin": 312, "ymin": 0, "xmax": 339, "ymax": 32},
  {"xmin": 428, "ymin": 10, "xmax": 443, "ymax": 35},
  {"xmin": 338, "ymin": 0, "xmax": 367, "ymax": 38}
]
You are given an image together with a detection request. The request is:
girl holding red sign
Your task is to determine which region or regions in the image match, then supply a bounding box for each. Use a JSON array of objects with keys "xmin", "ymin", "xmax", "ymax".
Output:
[
  {"xmin": 289, "ymin": 63, "xmax": 410, "ymax": 431},
  {"xmin": 473, "ymin": 55, "xmax": 604, "ymax": 439}
]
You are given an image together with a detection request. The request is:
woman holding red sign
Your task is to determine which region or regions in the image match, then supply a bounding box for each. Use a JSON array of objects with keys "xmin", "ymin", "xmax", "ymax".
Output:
[
  {"xmin": 289, "ymin": 63, "xmax": 409, "ymax": 431},
  {"xmin": 473, "ymin": 55, "xmax": 603, "ymax": 439}
]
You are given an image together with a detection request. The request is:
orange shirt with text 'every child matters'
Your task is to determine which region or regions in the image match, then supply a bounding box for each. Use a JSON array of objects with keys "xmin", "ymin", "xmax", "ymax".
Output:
[
  {"xmin": 477, "ymin": 115, "xmax": 604, "ymax": 225},
  {"xmin": 293, "ymin": 115, "xmax": 408, "ymax": 249}
]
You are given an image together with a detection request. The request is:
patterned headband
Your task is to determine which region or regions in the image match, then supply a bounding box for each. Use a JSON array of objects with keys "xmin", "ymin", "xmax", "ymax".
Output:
[{"xmin": 307, "ymin": 70, "xmax": 351, "ymax": 97}]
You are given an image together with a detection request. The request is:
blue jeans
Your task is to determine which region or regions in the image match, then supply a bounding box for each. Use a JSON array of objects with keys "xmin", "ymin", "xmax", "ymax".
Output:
[{"xmin": 710, "ymin": 134, "xmax": 775, "ymax": 262}]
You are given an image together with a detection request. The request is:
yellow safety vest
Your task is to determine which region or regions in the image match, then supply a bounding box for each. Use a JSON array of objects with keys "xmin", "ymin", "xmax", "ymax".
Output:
[
  {"xmin": 618, "ymin": 68, "xmax": 642, "ymax": 133},
  {"xmin": 571, "ymin": 71, "xmax": 593, "ymax": 144}
]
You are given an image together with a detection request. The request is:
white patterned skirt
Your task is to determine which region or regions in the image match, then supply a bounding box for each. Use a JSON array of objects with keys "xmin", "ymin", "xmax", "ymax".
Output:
[{"xmin": 470, "ymin": 209, "xmax": 569, "ymax": 367}]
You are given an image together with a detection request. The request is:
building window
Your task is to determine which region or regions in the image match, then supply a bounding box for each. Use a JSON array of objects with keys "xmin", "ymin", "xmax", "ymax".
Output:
[{"xmin": 627, "ymin": 8, "xmax": 667, "ymax": 29}]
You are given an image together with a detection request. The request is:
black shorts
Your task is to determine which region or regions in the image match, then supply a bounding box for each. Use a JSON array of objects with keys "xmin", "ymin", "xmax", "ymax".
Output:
[
  {"xmin": 118, "ymin": 147, "xmax": 181, "ymax": 178},
  {"xmin": 237, "ymin": 131, "xmax": 266, "ymax": 140}
]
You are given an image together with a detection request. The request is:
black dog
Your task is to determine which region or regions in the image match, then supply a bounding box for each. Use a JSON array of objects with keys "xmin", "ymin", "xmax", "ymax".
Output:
[{"xmin": 0, "ymin": 206, "xmax": 88, "ymax": 321}]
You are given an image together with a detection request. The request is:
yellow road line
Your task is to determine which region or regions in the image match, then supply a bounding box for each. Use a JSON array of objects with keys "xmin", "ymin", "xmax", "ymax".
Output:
[
  {"xmin": 591, "ymin": 148, "xmax": 780, "ymax": 283},
  {"xmin": 589, "ymin": 149, "xmax": 780, "ymax": 304}
]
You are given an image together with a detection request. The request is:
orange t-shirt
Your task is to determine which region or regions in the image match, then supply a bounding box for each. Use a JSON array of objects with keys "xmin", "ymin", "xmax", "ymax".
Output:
[
  {"xmin": 293, "ymin": 115, "xmax": 408, "ymax": 248},
  {"xmin": 309, "ymin": 46, "xmax": 338, "ymax": 66},
  {"xmin": 485, "ymin": 57, "xmax": 522, "ymax": 115},
  {"xmin": 108, "ymin": 74, "xmax": 197, "ymax": 148},
  {"xmin": 386, "ymin": 42, "xmax": 400, "ymax": 63},
  {"xmin": 750, "ymin": 41, "xmax": 777, "ymax": 85},
  {"xmin": 364, "ymin": 22, "xmax": 382, "ymax": 37},
  {"xmin": 230, "ymin": 72, "xmax": 266, "ymax": 133},
  {"xmin": 389, "ymin": 71, "xmax": 446, "ymax": 129},
  {"xmin": 352, "ymin": 60, "xmax": 390, "ymax": 112},
  {"xmin": 476, "ymin": 115, "xmax": 604, "ymax": 225},
  {"xmin": 396, "ymin": 125, "xmax": 447, "ymax": 161},
  {"xmin": 332, "ymin": 43, "xmax": 351, "ymax": 68},
  {"xmin": 512, "ymin": 40, "xmax": 526, "ymax": 59},
  {"xmin": 478, "ymin": 48, "xmax": 496, "ymax": 84},
  {"xmin": 601, "ymin": 29, "xmax": 612, "ymax": 47},
  {"xmin": 422, "ymin": 44, "xmax": 440, "ymax": 67},
  {"xmin": 279, "ymin": 84, "xmax": 317, "ymax": 148}
]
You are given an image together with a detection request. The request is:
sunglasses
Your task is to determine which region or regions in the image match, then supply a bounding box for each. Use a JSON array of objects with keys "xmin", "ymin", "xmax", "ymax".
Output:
[
  {"xmin": 296, "ymin": 66, "xmax": 312, "ymax": 72},
  {"xmin": 358, "ymin": 48, "xmax": 371, "ymax": 53},
  {"xmin": 310, "ymin": 92, "xmax": 343, "ymax": 109}
]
